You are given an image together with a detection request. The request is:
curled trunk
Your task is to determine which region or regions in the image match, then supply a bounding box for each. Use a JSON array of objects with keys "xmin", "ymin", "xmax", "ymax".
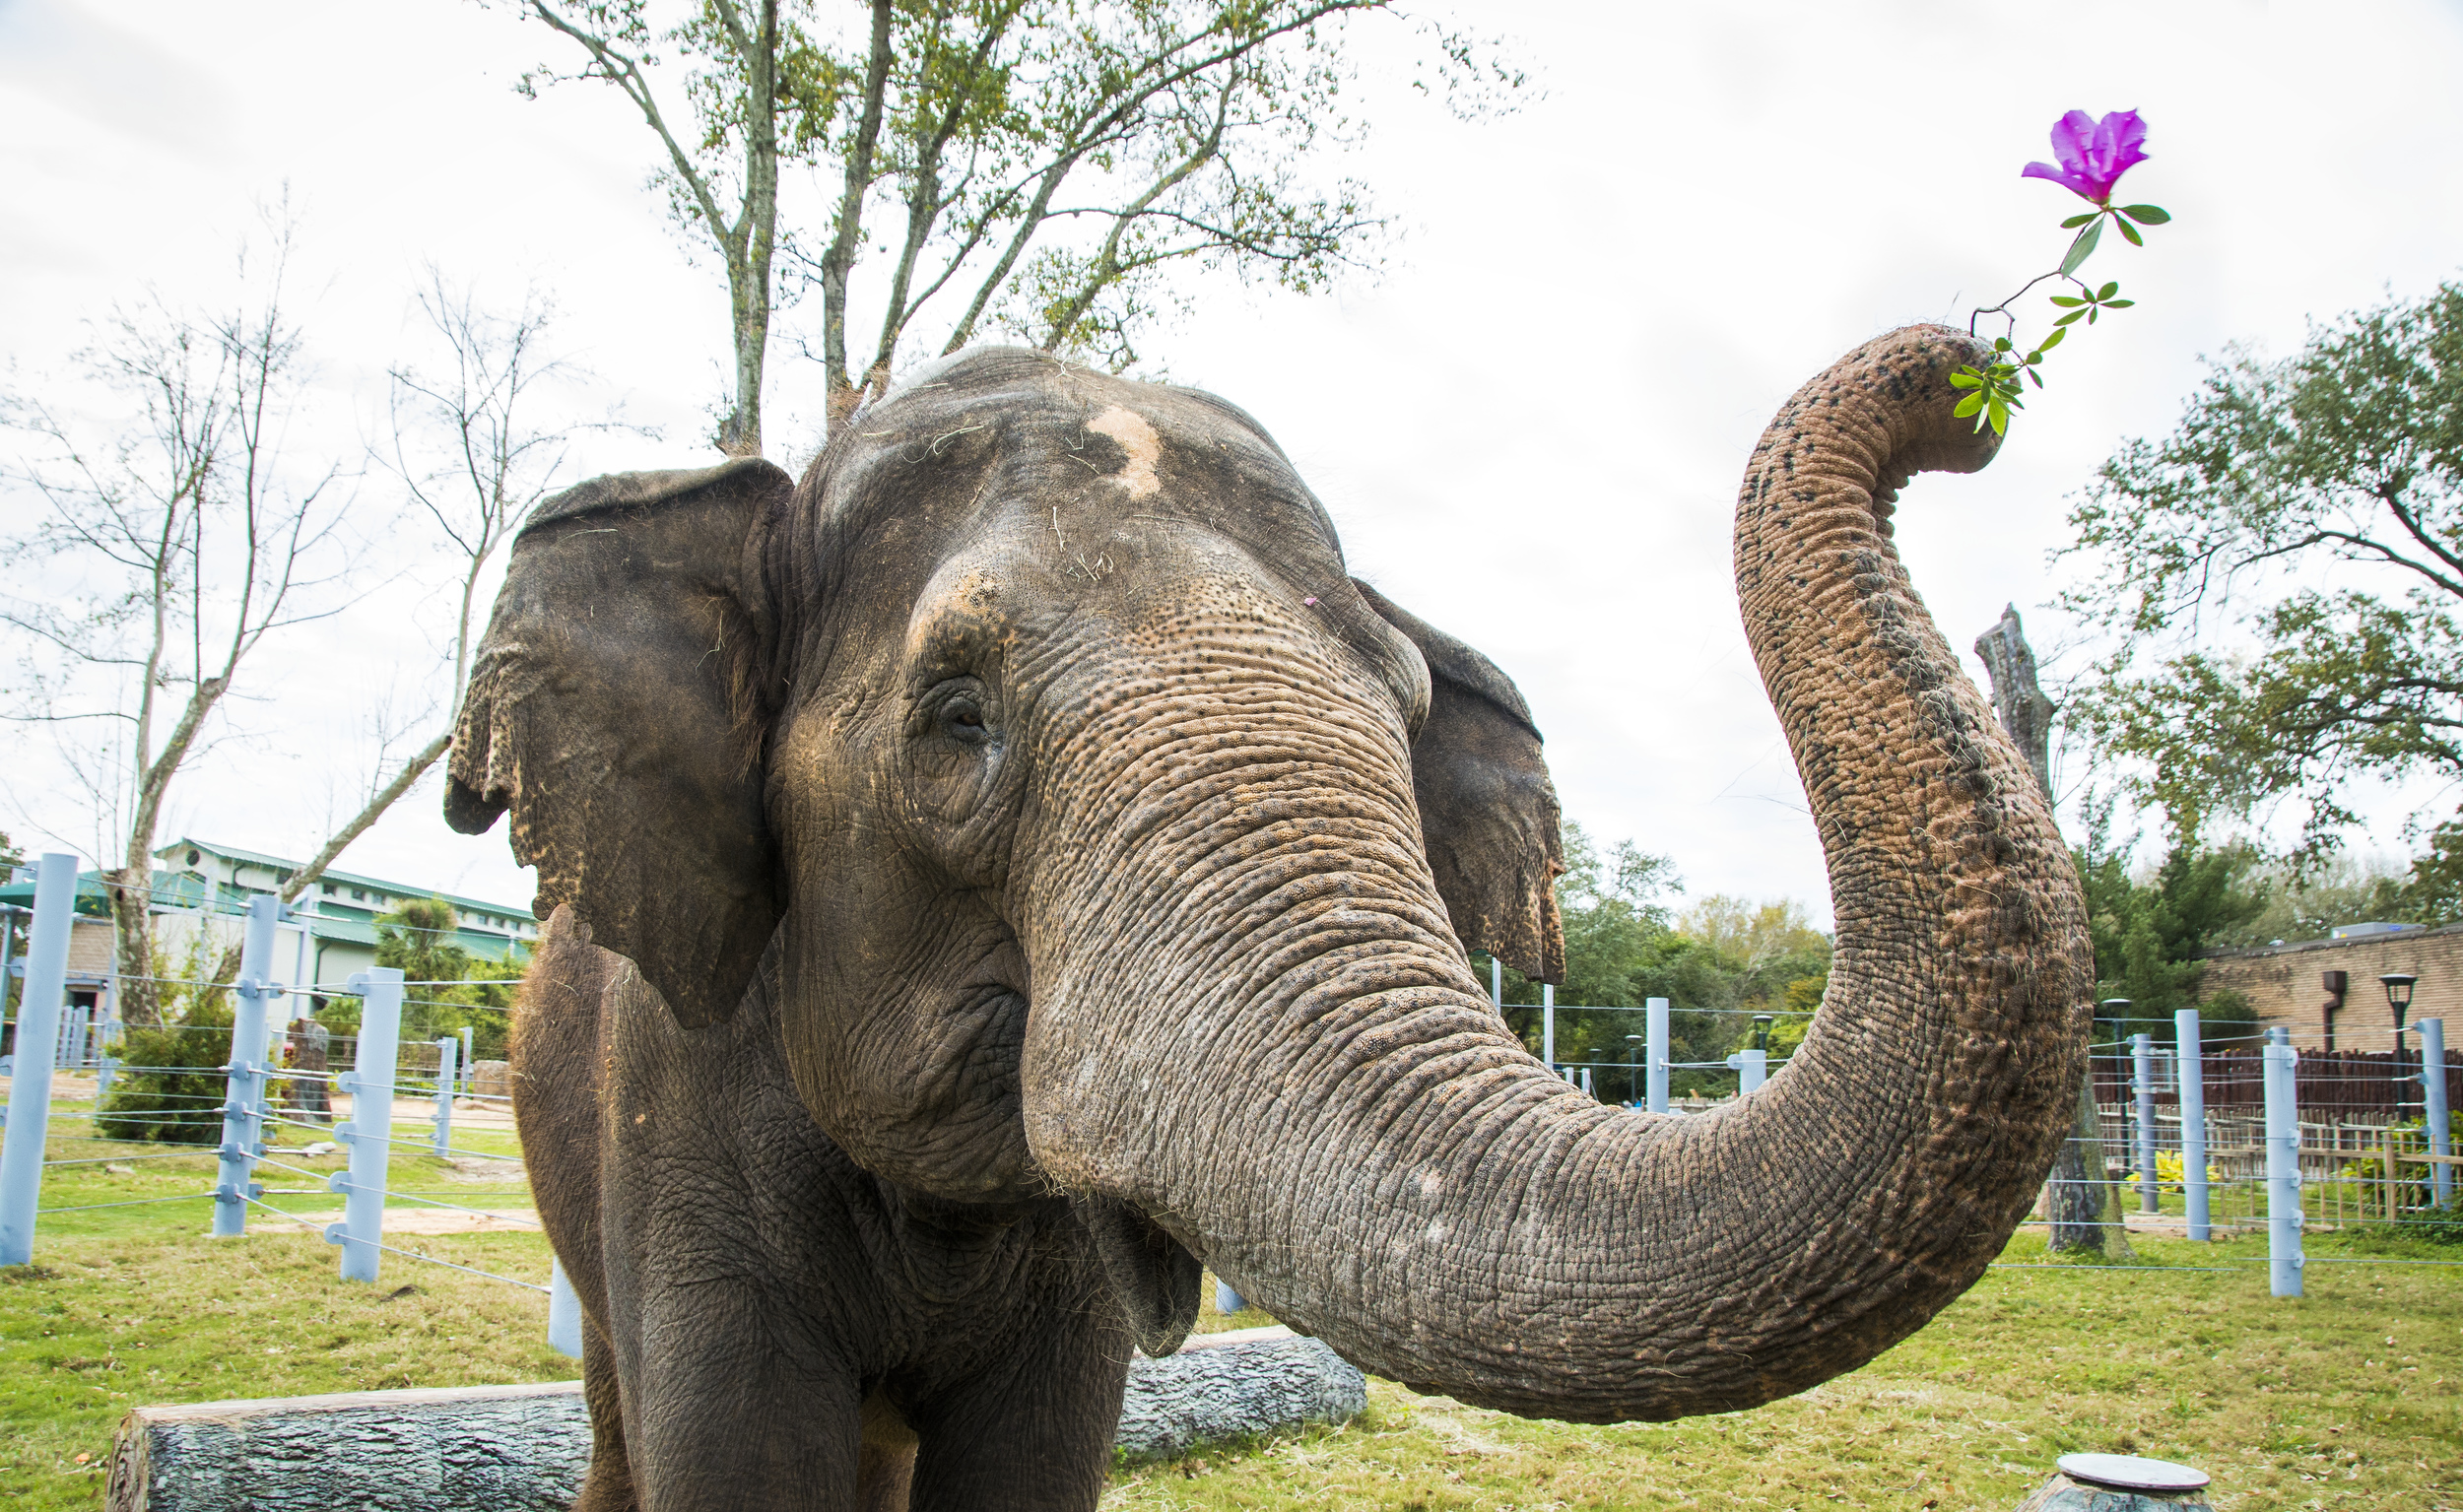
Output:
[{"xmin": 1030, "ymin": 326, "xmax": 2094, "ymax": 1420}]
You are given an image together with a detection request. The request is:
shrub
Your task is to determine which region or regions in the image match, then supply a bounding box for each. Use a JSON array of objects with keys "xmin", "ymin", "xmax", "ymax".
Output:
[{"xmin": 95, "ymin": 995, "xmax": 235, "ymax": 1146}]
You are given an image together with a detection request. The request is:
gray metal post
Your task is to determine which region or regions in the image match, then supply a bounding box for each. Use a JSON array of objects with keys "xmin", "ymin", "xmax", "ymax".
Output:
[
  {"xmin": 212, "ymin": 896, "xmax": 282, "ymax": 1238},
  {"xmin": 2174, "ymin": 1008, "xmax": 2210, "ymax": 1240},
  {"xmin": 459, "ymin": 1025, "xmax": 475, "ymax": 1092},
  {"xmin": 2421, "ymin": 1018, "xmax": 2451, "ymax": 1209},
  {"xmin": 431, "ymin": 1035, "xmax": 458, "ymax": 1157},
  {"xmin": 1541, "ymin": 983, "xmax": 1555, "ymax": 1071},
  {"xmin": 2263, "ymin": 1039, "xmax": 2303, "ymax": 1297},
  {"xmin": 1645, "ymin": 998, "xmax": 1669, "ymax": 1112},
  {"xmin": 1737, "ymin": 1047, "xmax": 1767, "ymax": 1093},
  {"xmin": 0, "ymin": 903, "xmax": 16, "ymax": 1028},
  {"xmin": 327, "ymin": 968, "xmax": 403, "ymax": 1282},
  {"xmin": 548, "ymin": 1257, "xmax": 584, "ymax": 1358},
  {"xmin": 0, "ymin": 855, "xmax": 79, "ymax": 1266},
  {"xmin": 2132, "ymin": 1033, "xmax": 2160, "ymax": 1213},
  {"xmin": 1490, "ymin": 956, "xmax": 1500, "ymax": 1012}
]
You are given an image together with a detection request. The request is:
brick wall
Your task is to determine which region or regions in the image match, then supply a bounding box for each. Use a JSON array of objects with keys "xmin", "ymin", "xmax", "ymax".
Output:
[
  {"xmin": 66, "ymin": 918, "xmax": 114, "ymax": 976},
  {"xmin": 2195, "ymin": 923, "xmax": 2463, "ymax": 1052}
]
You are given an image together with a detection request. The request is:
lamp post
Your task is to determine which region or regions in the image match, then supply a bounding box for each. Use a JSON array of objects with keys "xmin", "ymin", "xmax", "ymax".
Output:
[
  {"xmin": 2382, "ymin": 973, "xmax": 2418, "ymax": 1119},
  {"xmin": 1626, "ymin": 1033, "xmax": 1644, "ymax": 1107}
]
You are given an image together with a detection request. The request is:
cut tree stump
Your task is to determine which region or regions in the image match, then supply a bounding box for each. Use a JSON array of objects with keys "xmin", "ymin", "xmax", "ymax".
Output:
[{"xmin": 108, "ymin": 1333, "xmax": 1365, "ymax": 1510}]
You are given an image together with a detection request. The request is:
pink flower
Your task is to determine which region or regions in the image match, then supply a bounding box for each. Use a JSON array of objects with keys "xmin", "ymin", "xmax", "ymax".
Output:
[{"xmin": 2022, "ymin": 109, "xmax": 2150, "ymax": 204}]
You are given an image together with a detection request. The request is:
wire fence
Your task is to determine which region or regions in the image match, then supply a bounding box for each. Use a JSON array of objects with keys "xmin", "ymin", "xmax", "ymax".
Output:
[
  {"xmin": 6, "ymin": 860, "xmax": 2460, "ymax": 1323},
  {"xmin": 0, "ymin": 866, "xmax": 577, "ymax": 1355}
]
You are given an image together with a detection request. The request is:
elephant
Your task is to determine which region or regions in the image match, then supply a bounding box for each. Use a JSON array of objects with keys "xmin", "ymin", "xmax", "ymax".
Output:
[{"xmin": 445, "ymin": 324, "xmax": 2093, "ymax": 1511}]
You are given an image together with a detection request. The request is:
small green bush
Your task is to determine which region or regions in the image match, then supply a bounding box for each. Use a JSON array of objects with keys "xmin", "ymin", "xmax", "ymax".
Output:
[{"xmin": 95, "ymin": 995, "xmax": 235, "ymax": 1146}]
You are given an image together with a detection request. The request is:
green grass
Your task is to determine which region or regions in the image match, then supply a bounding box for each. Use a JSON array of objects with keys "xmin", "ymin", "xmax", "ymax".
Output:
[{"xmin": 5, "ymin": 1112, "xmax": 2459, "ymax": 1511}]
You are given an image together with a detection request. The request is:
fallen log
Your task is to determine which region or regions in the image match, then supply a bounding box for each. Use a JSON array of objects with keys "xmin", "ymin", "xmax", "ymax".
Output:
[{"xmin": 109, "ymin": 1331, "xmax": 1365, "ymax": 1511}]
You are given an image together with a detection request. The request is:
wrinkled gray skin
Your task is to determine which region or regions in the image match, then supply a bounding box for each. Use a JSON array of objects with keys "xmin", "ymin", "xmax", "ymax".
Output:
[{"xmin": 449, "ymin": 331, "xmax": 2091, "ymax": 1511}]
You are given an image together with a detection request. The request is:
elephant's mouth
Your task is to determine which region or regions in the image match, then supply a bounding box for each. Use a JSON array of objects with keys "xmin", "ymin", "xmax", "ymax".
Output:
[{"xmin": 1073, "ymin": 1195, "xmax": 1202, "ymax": 1356}]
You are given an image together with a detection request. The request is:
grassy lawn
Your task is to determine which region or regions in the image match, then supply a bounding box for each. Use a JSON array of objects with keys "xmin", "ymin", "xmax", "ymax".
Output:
[{"xmin": 4, "ymin": 1106, "xmax": 2457, "ymax": 1510}]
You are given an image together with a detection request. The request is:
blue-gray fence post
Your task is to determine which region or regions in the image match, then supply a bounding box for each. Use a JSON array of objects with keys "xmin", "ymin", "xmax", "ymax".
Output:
[
  {"xmin": 328, "ymin": 968, "xmax": 403, "ymax": 1282},
  {"xmin": 0, "ymin": 855, "xmax": 80, "ymax": 1266},
  {"xmin": 548, "ymin": 1257, "xmax": 584, "ymax": 1358},
  {"xmin": 212, "ymin": 896, "xmax": 282, "ymax": 1239},
  {"xmin": 1214, "ymin": 1278, "xmax": 1245, "ymax": 1317},
  {"xmin": 2174, "ymin": 1008, "xmax": 2210, "ymax": 1240},
  {"xmin": 1541, "ymin": 983, "xmax": 1555, "ymax": 1072},
  {"xmin": 2421, "ymin": 1017, "xmax": 2451, "ymax": 1209},
  {"xmin": 2131, "ymin": 1032, "xmax": 2159, "ymax": 1213},
  {"xmin": 0, "ymin": 903, "xmax": 16, "ymax": 1029},
  {"xmin": 2263, "ymin": 1037, "xmax": 2302, "ymax": 1296},
  {"xmin": 1736, "ymin": 1047, "xmax": 1767, "ymax": 1093},
  {"xmin": 1645, "ymin": 998, "xmax": 1669, "ymax": 1113},
  {"xmin": 431, "ymin": 1035, "xmax": 458, "ymax": 1157},
  {"xmin": 1490, "ymin": 957, "xmax": 1500, "ymax": 1012}
]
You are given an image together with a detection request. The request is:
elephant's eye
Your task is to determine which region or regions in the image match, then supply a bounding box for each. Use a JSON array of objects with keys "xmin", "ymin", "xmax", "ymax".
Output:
[{"xmin": 937, "ymin": 692, "xmax": 993, "ymax": 746}]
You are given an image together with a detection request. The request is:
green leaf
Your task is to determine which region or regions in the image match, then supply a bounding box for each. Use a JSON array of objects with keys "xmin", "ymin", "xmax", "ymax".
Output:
[
  {"xmin": 2060, "ymin": 219, "xmax": 2103, "ymax": 277},
  {"xmin": 1949, "ymin": 368, "xmax": 1982, "ymax": 389},
  {"xmin": 1988, "ymin": 401, "xmax": 2011, "ymax": 436},
  {"xmin": 2097, "ymin": 282, "xmax": 2120, "ymax": 300},
  {"xmin": 2061, "ymin": 212, "xmax": 2099, "ymax": 230},
  {"xmin": 2054, "ymin": 308, "xmax": 2089, "ymax": 326},
  {"xmin": 2120, "ymin": 204, "xmax": 2171, "ymax": 225},
  {"xmin": 1993, "ymin": 335, "xmax": 2014, "ymax": 351},
  {"xmin": 2049, "ymin": 295, "xmax": 2087, "ymax": 307},
  {"xmin": 1955, "ymin": 391, "xmax": 1985, "ymax": 419},
  {"xmin": 2105, "ymin": 297, "xmax": 2136, "ymax": 309},
  {"xmin": 2115, "ymin": 218, "xmax": 2144, "ymax": 247},
  {"xmin": 2028, "ymin": 367, "xmax": 2045, "ymax": 389},
  {"xmin": 2037, "ymin": 324, "xmax": 2067, "ymax": 352}
]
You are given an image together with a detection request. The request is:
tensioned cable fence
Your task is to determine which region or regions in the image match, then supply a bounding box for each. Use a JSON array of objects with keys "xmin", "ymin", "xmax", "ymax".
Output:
[
  {"xmin": 0, "ymin": 858, "xmax": 579, "ymax": 1354},
  {"xmin": 7, "ymin": 853, "xmax": 2459, "ymax": 1311},
  {"xmin": 1496, "ymin": 976, "xmax": 2459, "ymax": 1292}
]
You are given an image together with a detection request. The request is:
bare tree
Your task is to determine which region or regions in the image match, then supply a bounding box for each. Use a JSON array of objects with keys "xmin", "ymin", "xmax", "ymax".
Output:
[
  {"xmin": 1974, "ymin": 605, "xmax": 2132, "ymax": 1259},
  {"xmin": 265, "ymin": 271, "xmax": 632, "ymax": 912},
  {"xmin": 2, "ymin": 228, "xmax": 351, "ymax": 1024},
  {"xmin": 497, "ymin": 0, "xmax": 1519, "ymax": 448}
]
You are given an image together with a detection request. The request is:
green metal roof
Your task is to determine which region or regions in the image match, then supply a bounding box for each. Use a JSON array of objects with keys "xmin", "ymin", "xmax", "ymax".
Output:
[{"xmin": 154, "ymin": 837, "xmax": 536, "ymax": 922}]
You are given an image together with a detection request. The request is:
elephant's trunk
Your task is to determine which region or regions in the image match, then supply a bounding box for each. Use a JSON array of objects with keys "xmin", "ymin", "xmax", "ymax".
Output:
[{"xmin": 1025, "ymin": 325, "xmax": 2092, "ymax": 1420}]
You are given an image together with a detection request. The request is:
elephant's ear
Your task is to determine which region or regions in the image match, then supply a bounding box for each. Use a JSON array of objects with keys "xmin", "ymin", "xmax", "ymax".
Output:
[
  {"xmin": 446, "ymin": 460, "xmax": 791, "ymax": 1027},
  {"xmin": 1352, "ymin": 579, "xmax": 1566, "ymax": 984}
]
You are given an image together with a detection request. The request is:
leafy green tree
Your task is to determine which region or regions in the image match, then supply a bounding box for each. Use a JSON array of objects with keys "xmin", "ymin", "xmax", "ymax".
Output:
[
  {"xmin": 2071, "ymin": 811, "xmax": 2268, "ymax": 1039},
  {"xmin": 2218, "ymin": 850, "xmax": 2414, "ymax": 947},
  {"xmin": 1480, "ymin": 822, "xmax": 1679, "ymax": 1064},
  {"xmin": 2062, "ymin": 283, "xmax": 2463, "ymax": 879},
  {"xmin": 500, "ymin": 0, "xmax": 1520, "ymax": 448}
]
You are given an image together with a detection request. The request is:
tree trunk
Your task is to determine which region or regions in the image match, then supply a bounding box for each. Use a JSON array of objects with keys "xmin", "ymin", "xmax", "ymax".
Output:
[
  {"xmin": 106, "ymin": 1339, "xmax": 1361, "ymax": 1509},
  {"xmin": 1970, "ymin": 605, "xmax": 2131, "ymax": 1258}
]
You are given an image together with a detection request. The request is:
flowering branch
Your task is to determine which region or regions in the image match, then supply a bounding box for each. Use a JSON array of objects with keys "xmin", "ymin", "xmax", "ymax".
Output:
[{"xmin": 1952, "ymin": 109, "xmax": 2172, "ymax": 434}]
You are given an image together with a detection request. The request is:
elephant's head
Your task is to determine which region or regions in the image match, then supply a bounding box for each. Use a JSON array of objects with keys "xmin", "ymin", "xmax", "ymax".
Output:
[{"xmin": 448, "ymin": 328, "xmax": 2090, "ymax": 1419}]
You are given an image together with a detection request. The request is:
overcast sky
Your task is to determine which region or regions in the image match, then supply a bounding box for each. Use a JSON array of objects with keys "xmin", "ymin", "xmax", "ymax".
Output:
[{"xmin": 6, "ymin": 0, "xmax": 2463, "ymax": 926}]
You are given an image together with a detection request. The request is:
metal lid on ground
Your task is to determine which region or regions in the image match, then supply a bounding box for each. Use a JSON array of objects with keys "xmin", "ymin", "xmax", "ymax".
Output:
[{"xmin": 2055, "ymin": 1454, "xmax": 2211, "ymax": 1490}]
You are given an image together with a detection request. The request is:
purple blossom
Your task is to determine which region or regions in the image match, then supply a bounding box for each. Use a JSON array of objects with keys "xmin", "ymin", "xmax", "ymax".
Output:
[{"xmin": 2022, "ymin": 109, "xmax": 2150, "ymax": 204}]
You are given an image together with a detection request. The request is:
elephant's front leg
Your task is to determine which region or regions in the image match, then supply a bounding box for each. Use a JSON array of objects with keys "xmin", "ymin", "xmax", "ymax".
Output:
[
  {"xmin": 897, "ymin": 1323, "xmax": 1128, "ymax": 1512},
  {"xmin": 613, "ymin": 1266, "xmax": 872, "ymax": 1510}
]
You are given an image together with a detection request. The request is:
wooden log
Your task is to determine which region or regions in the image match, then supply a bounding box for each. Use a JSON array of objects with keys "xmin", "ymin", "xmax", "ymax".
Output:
[{"xmin": 109, "ymin": 1335, "xmax": 1366, "ymax": 1510}]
